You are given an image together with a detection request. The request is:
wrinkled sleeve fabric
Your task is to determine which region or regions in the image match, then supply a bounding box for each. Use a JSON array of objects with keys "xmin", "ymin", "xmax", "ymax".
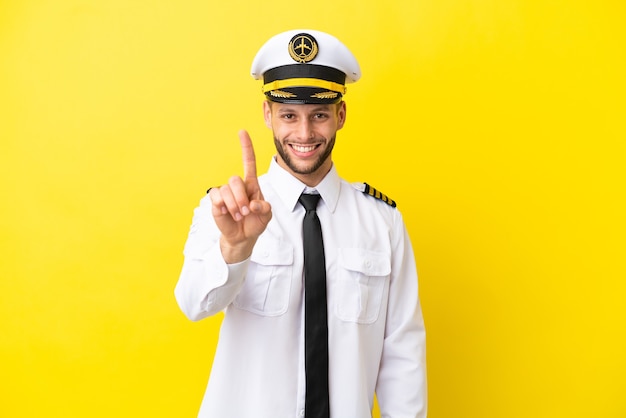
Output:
[
  {"xmin": 376, "ymin": 209, "xmax": 428, "ymax": 418},
  {"xmin": 174, "ymin": 194, "xmax": 249, "ymax": 321}
]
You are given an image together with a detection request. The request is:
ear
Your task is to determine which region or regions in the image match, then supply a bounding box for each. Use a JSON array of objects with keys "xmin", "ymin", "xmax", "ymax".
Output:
[
  {"xmin": 263, "ymin": 101, "xmax": 272, "ymax": 129},
  {"xmin": 336, "ymin": 101, "xmax": 347, "ymax": 130}
]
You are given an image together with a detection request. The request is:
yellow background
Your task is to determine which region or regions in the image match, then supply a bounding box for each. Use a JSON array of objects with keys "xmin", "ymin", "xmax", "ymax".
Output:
[{"xmin": 1, "ymin": 1, "xmax": 624, "ymax": 417}]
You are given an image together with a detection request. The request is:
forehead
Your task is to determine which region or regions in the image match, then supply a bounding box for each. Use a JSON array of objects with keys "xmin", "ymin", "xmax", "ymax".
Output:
[{"xmin": 271, "ymin": 102, "xmax": 336, "ymax": 113}]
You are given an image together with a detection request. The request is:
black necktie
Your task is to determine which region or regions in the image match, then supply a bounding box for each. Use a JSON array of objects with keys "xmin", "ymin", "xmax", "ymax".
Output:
[{"xmin": 299, "ymin": 193, "xmax": 330, "ymax": 418}]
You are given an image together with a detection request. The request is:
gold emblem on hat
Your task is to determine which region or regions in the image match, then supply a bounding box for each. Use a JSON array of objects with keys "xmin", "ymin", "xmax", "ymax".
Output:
[
  {"xmin": 288, "ymin": 34, "xmax": 318, "ymax": 63},
  {"xmin": 311, "ymin": 91, "xmax": 339, "ymax": 99},
  {"xmin": 269, "ymin": 90, "xmax": 296, "ymax": 99}
]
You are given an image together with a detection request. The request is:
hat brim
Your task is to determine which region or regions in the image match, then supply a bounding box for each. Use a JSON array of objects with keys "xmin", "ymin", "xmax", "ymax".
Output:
[{"xmin": 265, "ymin": 87, "xmax": 344, "ymax": 104}]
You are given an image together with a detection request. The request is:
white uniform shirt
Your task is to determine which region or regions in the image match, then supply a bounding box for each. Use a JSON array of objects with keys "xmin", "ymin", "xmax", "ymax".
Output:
[{"xmin": 175, "ymin": 158, "xmax": 427, "ymax": 418}]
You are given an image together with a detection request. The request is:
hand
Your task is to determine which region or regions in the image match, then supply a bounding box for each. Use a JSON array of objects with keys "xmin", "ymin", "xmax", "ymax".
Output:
[{"xmin": 209, "ymin": 130, "xmax": 272, "ymax": 263}]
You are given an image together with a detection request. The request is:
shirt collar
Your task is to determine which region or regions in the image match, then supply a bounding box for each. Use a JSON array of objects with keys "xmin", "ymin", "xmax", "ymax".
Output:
[{"xmin": 266, "ymin": 157, "xmax": 341, "ymax": 213}]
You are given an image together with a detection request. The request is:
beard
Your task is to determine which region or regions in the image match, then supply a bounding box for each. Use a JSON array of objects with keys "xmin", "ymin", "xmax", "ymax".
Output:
[{"xmin": 274, "ymin": 134, "xmax": 336, "ymax": 175}]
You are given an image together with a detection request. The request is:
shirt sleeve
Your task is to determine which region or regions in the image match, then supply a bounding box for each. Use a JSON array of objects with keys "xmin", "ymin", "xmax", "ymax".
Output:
[
  {"xmin": 376, "ymin": 210, "xmax": 428, "ymax": 418},
  {"xmin": 174, "ymin": 194, "xmax": 249, "ymax": 321}
]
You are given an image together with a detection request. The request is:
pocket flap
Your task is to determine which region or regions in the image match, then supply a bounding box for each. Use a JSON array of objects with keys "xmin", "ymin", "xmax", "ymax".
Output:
[{"xmin": 338, "ymin": 248, "xmax": 391, "ymax": 276}]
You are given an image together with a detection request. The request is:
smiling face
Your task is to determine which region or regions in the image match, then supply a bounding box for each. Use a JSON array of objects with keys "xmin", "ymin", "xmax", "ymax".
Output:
[{"xmin": 263, "ymin": 101, "xmax": 347, "ymax": 187}]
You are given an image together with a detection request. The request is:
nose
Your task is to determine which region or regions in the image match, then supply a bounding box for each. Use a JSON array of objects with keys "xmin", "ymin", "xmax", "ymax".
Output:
[{"xmin": 295, "ymin": 119, "xmax": 314, "ymax": 141}]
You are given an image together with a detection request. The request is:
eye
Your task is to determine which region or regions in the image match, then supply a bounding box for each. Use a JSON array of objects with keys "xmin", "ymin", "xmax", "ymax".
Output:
[
  {"xmin": 280, "ymin": 113, "xmax": 295, "ymax": 120},
  {"xmin": 313, "ymin": 113, "xmax": 329, "ymax": 120}
]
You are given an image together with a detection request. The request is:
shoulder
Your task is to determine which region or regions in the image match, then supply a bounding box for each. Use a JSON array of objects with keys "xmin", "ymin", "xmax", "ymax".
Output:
[{"xmin": 350, "ymin": 182, "xmax": 397, "ymax": 209}]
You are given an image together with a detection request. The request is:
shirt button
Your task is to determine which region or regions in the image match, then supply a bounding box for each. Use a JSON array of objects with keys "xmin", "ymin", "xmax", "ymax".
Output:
[
  {"xmin": 365, "ymin": 259, "xmax": 372, "ymax": 268},
  {"xmin": 299, "ymin": 409, "xmax": 305, "ymax": 416}
]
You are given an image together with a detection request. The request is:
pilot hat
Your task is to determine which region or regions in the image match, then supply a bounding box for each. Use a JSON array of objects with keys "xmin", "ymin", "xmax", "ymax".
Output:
[{"xmin": 251, "ymin": 29, "xmax": 361, "ymax": 104}]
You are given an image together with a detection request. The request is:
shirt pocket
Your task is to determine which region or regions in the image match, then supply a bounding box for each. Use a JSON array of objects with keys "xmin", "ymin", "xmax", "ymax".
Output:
[
  {"xmin": 334, "ymin": 247, "xmax": 391, "ymax": 324},
  {"xmin": 233, "ymin": 237, "xmax": 294, "ymax": 316}
]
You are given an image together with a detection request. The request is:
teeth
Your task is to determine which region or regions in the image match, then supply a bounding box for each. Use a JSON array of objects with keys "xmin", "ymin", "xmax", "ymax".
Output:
[{"xmin": 292, "ymin": 144, "xmax": 317, "ymax": 153}]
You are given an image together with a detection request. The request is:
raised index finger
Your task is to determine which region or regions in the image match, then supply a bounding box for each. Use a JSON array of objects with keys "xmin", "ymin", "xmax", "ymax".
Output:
[{"xmin": 239, "ymin": 129, "xmax": 257, "ymax": 181}]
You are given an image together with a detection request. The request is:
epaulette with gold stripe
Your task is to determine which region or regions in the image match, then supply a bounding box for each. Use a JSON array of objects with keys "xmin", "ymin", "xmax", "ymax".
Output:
[{"xmin": 352, "ymin": 182, "xmax": 397, "ymax": 208}]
